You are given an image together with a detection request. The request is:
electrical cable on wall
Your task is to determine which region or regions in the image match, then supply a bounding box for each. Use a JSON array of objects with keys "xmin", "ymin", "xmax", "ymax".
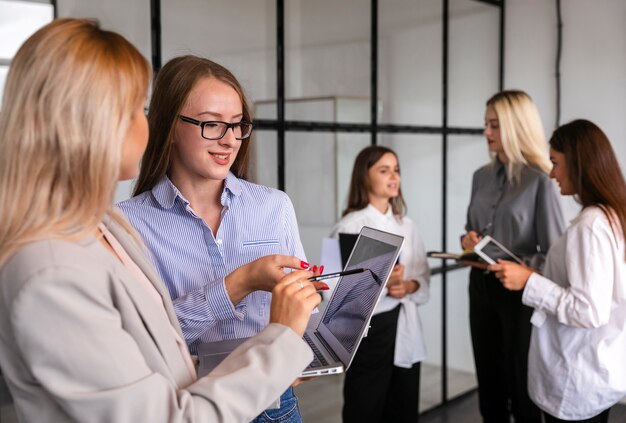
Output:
[{"xmin": 555, "ymin": 0, "xmax": 562, "ymax": 128}]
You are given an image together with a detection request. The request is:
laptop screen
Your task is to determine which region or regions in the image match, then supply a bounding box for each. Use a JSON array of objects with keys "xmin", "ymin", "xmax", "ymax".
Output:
[{"xmin": 319, "ymin": 227, "xmax": 403, "ymax": 362}]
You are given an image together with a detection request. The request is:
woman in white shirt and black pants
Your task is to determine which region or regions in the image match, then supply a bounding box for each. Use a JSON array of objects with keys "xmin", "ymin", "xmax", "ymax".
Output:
[
  {"xmin": 331, "ymin": 146, "xmax": 430, "ymax": 423},
  {"xmin": 489, "ymin": 119, "xmax": 626, "ymax": 423}
]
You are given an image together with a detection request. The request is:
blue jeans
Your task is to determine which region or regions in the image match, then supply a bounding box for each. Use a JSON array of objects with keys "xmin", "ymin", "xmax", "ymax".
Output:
[{"xmin": 251, "ymin": 387, "xmax": 302, "ymax": 423}]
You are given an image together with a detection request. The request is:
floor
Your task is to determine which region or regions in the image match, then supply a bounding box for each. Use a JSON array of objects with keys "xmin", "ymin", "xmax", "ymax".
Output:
[
  {"xmin": 295, "ymin": 363, "xmax": 478, "ymax": 423},
  {"xmin": 3, "ymin": 364, "xmax": 626, "ymax": 422},
  {"xmin": 295, "ymin": 364, "xmax": 626, "ymax": 423}
]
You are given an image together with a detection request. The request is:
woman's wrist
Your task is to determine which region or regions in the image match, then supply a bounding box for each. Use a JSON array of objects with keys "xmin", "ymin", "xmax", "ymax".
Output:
[{"xmin": 405, "ymin": 279, "xmax": 419, "ymax": 293}]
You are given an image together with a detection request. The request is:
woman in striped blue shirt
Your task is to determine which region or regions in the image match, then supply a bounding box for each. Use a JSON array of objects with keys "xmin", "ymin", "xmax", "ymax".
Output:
[{"xmin": 117, "ymin": 55, "xmax": 316, "ymax": 423}]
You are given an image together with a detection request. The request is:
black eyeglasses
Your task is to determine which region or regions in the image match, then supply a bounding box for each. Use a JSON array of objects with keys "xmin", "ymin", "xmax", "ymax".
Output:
[{"xmin": 178, "ymin": 115, "xmax": 253, "ymax": 140}]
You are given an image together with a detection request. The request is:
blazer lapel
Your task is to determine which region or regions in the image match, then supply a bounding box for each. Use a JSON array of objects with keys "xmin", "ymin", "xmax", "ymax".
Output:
[
  {"xmin": 103, "ymin": 214, "xmax": 184, "ymax": 336},
  {"xmin": 102, "ymin": 214, "xmax": 195, "ymax": 385}
]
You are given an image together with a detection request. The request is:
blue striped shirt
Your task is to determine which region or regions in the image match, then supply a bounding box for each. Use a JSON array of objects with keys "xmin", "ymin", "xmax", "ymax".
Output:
[{"xmin": 117, "ymin": 173, "xmax": 305, "ymax": 354}]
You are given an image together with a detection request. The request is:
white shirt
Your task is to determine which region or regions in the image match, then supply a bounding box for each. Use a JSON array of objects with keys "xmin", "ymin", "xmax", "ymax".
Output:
[
  {"xmin": 522, "ymin": 206, "xmax": 626, "ymax": 420},
  {"xmin": 330, "ymin": 204, "xmax": 431, "ymax": 367}
]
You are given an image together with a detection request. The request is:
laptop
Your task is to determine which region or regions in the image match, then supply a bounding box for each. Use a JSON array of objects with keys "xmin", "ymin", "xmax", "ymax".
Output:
[{"xmin": 197, "ymin": 226, "xmax": 404, "ymax": 378}]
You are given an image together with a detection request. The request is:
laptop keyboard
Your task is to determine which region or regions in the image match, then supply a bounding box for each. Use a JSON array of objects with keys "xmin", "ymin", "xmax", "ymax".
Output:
[{"xmin": 304, "ymin": 333, "xmax": 329, "ymax": 368}]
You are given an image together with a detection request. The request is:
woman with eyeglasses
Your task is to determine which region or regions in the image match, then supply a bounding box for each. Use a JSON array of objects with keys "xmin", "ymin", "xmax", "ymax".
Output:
[
  {"xmin": 489, "ymin": 119, "xmax": 626, "ymax": 423},
  {"xmin": 117, "ymin": 55, "xmax": 317, "ymax": 423},
  {"xmin": 0, "ymin": 19, "xmax": 322, "ymax": 423}
]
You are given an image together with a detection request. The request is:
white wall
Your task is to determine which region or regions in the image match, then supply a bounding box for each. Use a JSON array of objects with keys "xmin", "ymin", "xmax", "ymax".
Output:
[{"xmin": 506, "ymin": 0, "xmax": 626, "ymax": 222}]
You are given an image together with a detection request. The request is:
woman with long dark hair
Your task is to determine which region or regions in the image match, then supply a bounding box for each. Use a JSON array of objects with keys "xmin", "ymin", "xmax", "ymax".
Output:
[
  {"xmin": 490, "ymin": 119, "xmax": 626, "ymax": 423},
  {"xmin": 331, "ymin": 145, "xmax": 430, "ymax": 423}
]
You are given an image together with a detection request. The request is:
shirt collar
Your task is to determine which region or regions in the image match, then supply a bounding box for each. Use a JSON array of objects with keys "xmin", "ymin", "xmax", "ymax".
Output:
[
  {"xmin": 365, "ymin": 203, "xmax": 395, "ymax": 220},
  {"xmin": 492, "ymin": 157, "xmax": 507, "ymax": 184},
  {"xmin": 151, "ymin": 176, "xmax": 188, "ymax": 209},
  {"xmin": 151, "ymin": 172, "xmax": 243, "ymax": 209},
  {"xmin": 223, "ymin": 172, "xmax": 242, "ymax": 198},
  {"xmin": 493, "ymin": 157, "xmax": 506, "ymax": 173}
]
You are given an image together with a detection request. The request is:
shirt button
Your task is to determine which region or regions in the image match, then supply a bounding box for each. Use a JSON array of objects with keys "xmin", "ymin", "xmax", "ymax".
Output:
[{"xmin": 216, "ymin": 239, "xmax": 223, "ymax": 245}]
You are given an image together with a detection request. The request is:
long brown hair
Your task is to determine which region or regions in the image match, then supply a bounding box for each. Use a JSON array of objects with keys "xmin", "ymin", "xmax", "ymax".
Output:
[
  {"xmin": 550, "ymin": 119, "xmax": 626, "ymax": 255},
  {"xmin": 342, "ymin": 146, "xmax": 406, "ymax": 217},
  {"xmin": 133, "ymin": 55, "xmax": 252, "ymax": 196},
  {"xmin": 0, "ymin": 18, "xmax": 150, "ymax": 265}
]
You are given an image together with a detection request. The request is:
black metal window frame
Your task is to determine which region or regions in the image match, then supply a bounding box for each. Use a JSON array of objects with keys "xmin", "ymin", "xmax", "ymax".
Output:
[{"xmin": 149, "ymin": 0, "xmax": 505, "ymax": 408}]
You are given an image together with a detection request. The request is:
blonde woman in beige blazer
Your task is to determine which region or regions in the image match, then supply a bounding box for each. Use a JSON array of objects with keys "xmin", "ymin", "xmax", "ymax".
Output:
[{"xmin": 0, "ymin": 19, "xmax": 321, "ymax": 423}]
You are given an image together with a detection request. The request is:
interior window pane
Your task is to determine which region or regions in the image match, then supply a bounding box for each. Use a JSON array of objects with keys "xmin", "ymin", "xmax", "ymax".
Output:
[
  {"xmin": 379, "ymin": 0, "xmax": 443, "ymax": 126},
  {"xmin": 379, "ymin": 133, "xmax": 445, "ymax": 412},
  {"xmin": 161, "ymin": 0, "xmax": 277, "ymax": 119},
  {"xmin": 248, "ymin": 128, "xmax": 278, "ymax": 190},
  {"xmin": 445, "ymin": 133, "xmax": 486, "ymax": 399},
  {"xmin": 0, "ymin": 0, "xmax": 54, "ymax": 60},
  {"xmin": 448, "ymin": 0, "xmax": 500, "ymax": 127},
  {"xmin": 285, "ymin": 0, "xmax": 370, "ymax": 122},
  {"xmin": 284, "ymin": 130, "xmax": 341, "ymax": 264},
  {"xmin": 378, "ymin": 134, "xmax": 443, "ymax": 262}
]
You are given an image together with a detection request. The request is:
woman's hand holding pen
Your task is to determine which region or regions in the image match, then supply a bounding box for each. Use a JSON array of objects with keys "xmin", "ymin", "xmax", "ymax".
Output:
[
  {"xmin": 488, "ymin": 259, "xmax": 533, "ymax": 291},
  {"xmin": 462, "ymin": 223, "xmax": 492, "ymax": 250},
  {"xmin": 461, "ymin": 231, "xmax": 481, "ymax": 250},
  {"xmin": 225, "ymin": 255, "xmax": 326, "ymax": 304}
]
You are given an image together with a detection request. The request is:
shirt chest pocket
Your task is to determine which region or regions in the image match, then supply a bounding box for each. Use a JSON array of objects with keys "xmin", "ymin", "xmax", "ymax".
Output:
[{"xmin": 242, "ymin": 238, "xmax": 280, "ymax": 249}]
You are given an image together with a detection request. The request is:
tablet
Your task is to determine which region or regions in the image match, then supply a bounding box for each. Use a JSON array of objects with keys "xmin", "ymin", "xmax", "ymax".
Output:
[{"xmin": 473, "ymin": 235, "xmax": 523, "ymax": 265}]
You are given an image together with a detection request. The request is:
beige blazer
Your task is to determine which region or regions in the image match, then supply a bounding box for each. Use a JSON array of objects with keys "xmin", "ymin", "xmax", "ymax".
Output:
[{"xmin": 0, "ymin": 213, "xmax": 312, "ymax": 423}]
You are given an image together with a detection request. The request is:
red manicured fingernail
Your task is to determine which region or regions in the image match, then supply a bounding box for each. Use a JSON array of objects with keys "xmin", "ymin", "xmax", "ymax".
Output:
[
  {"xmin": 300, "ymin": 261, "xmax": 309, "ymax": 269},
  {"xmin": 319, "ymin": 265, "xmax": 324, "ymax": 274},
  {"xmin": 319, "ymin": 283, "xmax": 329, "ymax": 290},
  {"xmin": 312, "ymin": 265, "xmax": 318, "ymax": 273}
]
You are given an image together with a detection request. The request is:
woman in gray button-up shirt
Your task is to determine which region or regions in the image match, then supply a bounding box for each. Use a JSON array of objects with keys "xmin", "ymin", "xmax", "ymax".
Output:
[{"xmin": 461, "ymin": 90, "xmax": 565, "ymax": 423}]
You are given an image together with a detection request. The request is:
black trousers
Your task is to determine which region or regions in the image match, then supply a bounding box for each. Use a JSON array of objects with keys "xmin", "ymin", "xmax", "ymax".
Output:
[
  {"xmin": 543, "ymin": 409, "xmax": 610, "ymax": 423},
  {"xmin": 343, "ymin": 305, "xmax": 421, "ymax": 423},
  {"xmin": 469, "ymin": 268, "xmax": 541, "ymax": 423}
]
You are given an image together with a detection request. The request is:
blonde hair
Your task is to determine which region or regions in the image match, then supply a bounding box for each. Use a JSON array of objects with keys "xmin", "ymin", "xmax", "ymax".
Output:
[
  {"xmin": 0, "ymin": 18, "xmax": 151, "ymax": 264},
  {"xmin": 487, "ymin": 90, "xmax": 551, "ymax": 182}
]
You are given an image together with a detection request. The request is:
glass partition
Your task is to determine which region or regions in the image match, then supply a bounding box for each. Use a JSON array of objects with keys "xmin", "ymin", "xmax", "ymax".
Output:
[
  {"xmin": 448, "ymin": 0, "xmax": 500, "ymax": 127},
  {"xmin": 161, "ymin": 0, "xmax": 277, "ymax": 118},
  {"xmin": 285, "ymin": 0, "xmax": 370, "ymax": 120},
  {"xmin": 49, "ymin": 0, "xmax": 504, "ymax": 416},
  {"xmin": 445, "ymin": 133, "xmax": 489, "ymax": 399},
  {"xmin": 379, "ymin": 0, "xmax": 443, "ymax": 126},
  {"xmin": 380, "ymin": 133, "xmax": 445, "ymax": 411}
]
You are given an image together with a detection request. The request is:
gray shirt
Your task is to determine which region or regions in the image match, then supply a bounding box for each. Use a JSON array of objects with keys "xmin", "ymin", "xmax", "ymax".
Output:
[{"xmin": 465, "ymin": 160, "xmax": 565, "ymax": 270}]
